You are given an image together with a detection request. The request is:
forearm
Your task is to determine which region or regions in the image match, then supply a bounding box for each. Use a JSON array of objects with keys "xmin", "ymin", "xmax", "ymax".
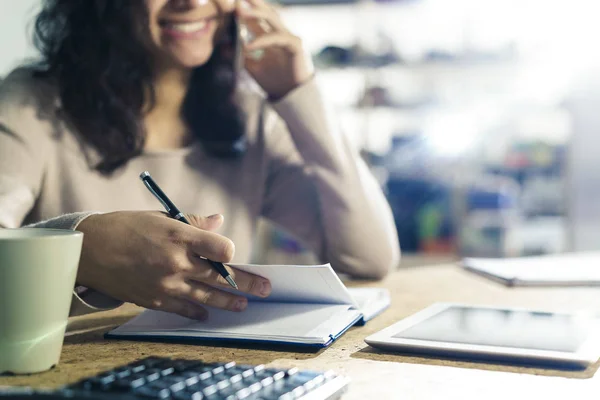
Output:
[{"xmin": 271, "ymin": 81, "xmax": 400, "ymax": 279}]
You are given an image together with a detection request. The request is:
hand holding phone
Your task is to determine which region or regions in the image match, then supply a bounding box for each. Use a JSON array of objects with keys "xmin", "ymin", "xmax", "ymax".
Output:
[{"xmin": 235, "ymin": 0, "xmax": 314, "ymax": 100}]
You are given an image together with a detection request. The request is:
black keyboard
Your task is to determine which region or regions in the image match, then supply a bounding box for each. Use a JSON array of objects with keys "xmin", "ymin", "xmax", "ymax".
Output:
[{"xmin": 0, "ymin": 357, "xmax": 349, "ymax": 400}]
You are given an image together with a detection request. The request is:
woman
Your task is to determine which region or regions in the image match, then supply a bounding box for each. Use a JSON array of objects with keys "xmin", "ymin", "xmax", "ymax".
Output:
[{"xmin": 0, "ymin": 0, "xmax": 399, "ymax": 320}]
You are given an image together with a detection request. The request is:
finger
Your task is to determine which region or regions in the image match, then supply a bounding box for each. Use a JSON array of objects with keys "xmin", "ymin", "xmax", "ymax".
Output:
[
  {"xmin": 225, "ymin": 265, "xmax": 272, "ymax": 297},
  {"xmin": 187, "ymin": 258, "xmax": 272, "ymax": 298},
  {"xmin": 182, "ymin": 279, "xmax": 249, "ymax": 312},
  {"xmin": 186, "ymin": 229, "xmax": 235, "ymax": 263},
  {"xmin": 245, "ymin": 33, "xmax": 301, "ymax": 53},
  {"xmin": 238, "ymin": 8, "xmax": 286, "ymax": 32},
  {"xmin": 245, "ymin": 0, "xmax": 278, "ymax": 11},
  {"xmin": 147, "ymin": 297, "xmax": 208, "ymax": 321},
  {"xmin": 185, "ymin": 214, "xmax": 224, "ymax": 231}
]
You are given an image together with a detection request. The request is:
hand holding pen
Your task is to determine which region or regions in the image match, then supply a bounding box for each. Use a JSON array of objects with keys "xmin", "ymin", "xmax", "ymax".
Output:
[
  {"xmin": 140, "ymin": 171, "xmax": 239, "ymax": 289},
  {"xmin": 73, "ymin": 174, "xmax": 272, "ymax": 321}
]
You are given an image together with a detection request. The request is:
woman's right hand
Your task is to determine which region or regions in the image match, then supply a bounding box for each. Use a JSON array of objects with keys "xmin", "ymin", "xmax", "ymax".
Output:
[{"xmin": 75, "ymin": 211, "xmax": 271, "ymax": 320}]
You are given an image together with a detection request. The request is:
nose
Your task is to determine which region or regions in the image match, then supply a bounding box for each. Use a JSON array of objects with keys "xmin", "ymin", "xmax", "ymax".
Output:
[
  {"xmin": 167, "ymin": 0, "xmax": 206, "ymax": 10},
  {"xmin": 167, "ymin": 0, "xmax": 236, "ymax": 12}
]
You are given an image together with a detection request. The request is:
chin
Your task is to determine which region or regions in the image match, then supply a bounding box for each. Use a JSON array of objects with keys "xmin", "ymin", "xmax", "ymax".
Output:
[{"xmin": 172, "ymin": 51, "xmax": 214, "ymax": 69}]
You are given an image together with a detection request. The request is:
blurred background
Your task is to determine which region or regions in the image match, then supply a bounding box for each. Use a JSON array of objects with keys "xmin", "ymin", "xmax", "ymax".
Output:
[{"xmin": 2, "ymin": 0, "xmax": 599, "ymax": 266}]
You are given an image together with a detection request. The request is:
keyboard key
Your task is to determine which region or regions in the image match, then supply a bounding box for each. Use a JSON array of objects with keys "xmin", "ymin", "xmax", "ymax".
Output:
[
  {"xmin": 258, "ymin": 380, "xmax": 290, "ymax": 400},
  {"xmin": 286, "ymin": 368, "xmax": 298, "ymax": 377},
  {"xmin": 199, "ymin": 378, "xmax": 220, "ymax": 388},
  {"xmin": 229, "ymin": 366, "xmax": 255, "ymax": 379},
  {"xmin": 198, "ymin": 371, "xmax": 213, "ymax": 381},
  {"xmin": 219, "ymin": 361, "xmax": 236, "ymax": 370},
  {"xmin": 272, "ymin": 371, "xmax": 286, "ymax": 382},
  {"xmin": 210, "ymin": 365, "xmax": 225, "ymax": 377},
  {"xmin": 159, "ymin": 367, "xmax": 175, "ymax": 376},
  {"xmin": 277, "ymin": 393, "xmax": 295, "ymax": 400},
  {"xmin": 235, "ymin": 387, "xmax": 253, "ymax": 399},
  {"xmin": 216, "ymin": 386, "xmax": 236, "ymax": 399},
  {"xmin": 173, "ymin": 390, "xmax": 205, "ymax": 400},
  {"xmin": 241, "ymin": 376, "xmax": 260, "ymax": 386},
  {"xmin": 257, "ymin": 389, "xmax": 293, "ymax": 400},
  {"xmin": 303, "ymin": 379, "xmax": 316, "ymax": 392},
  {"xmin": 132, "ymin": 365, "xmax": 147, "ymax": 374},
  {"xmin": 227, "ymin": 373, "xmax": 243, "ymax": 383},
  {"xmin": 229, "ymin": 377, "xmax": 246, "ymax": 390},
  {"xmin": 202, "ymin": 384, "xmax": 219, "ymax": 397},
  {"xmin": 112, "ymin": 374, "xmax": 147, "ymax": 390},
  {"xmin": 288, "ymin": 371, "xmax": 319, "ymax": 386},
  {"xmin": 216, "ymin": 379, "xmax": 231, "ymax": 391},
  {"xmin": 78, "ymin": 373, "xmax": 116, "ymax": 389},
  {"xmin": 135, "ymin": 386, "xmax": 170, "ymax": 399},
  {"xmin": 161, "ymin": 376, "xmax": 188, "ymax": 393},
  {"xmin": 290, "ymin": 385, "xmax": 305, "ymax": 398},
  {"xmin": 183, "ymin": 375, "xmax": 200, "ymax": 387},
  {"xmin": 127, "ymin": 362, "xmax": 147, "ymax": 374},
  {"xmin": 259, "ymin": 376, "xmax": 274, "ymax": 388},
  {"xmin": 311, "ymin": 374, "xmax": 325, "ymax": 388},
  {"xmin": 113, "ymin": 367, "xmax": 132, "ymax": 379},
  {"xmin": 170, "ymin": 382, "xmax": 187, "ymax": 394},
  {"xmin": 185, "ymin": 383, "xmax": 209, "ymax": 395},
  {"xmin": 144, "ymin": 369, "xmax": 162, "ymax": 382},
  {"xmin": 248, "ymin": 381, "xmax": 263, "ymax": 394},
  {"xmin": 187, "ymin": 365, "xmax": 211, "ymax": 374}
]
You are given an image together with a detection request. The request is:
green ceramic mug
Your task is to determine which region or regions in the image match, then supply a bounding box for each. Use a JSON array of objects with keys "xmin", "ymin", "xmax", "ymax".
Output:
[{"xmin": 0, "ymin": 229, "xmax": 83, "ymax": 374}]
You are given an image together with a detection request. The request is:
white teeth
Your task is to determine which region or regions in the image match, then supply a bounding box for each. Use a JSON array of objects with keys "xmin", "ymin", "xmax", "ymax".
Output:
[{"xmin": 167, "ymin": 20, "xmax": 207, "ymax": 33}]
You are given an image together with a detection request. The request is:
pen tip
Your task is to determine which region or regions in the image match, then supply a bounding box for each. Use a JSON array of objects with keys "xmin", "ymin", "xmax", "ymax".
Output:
[
  {"xmin": 140, "ymin": 171, "xmax": 150, "ymax": 180},
  {"xmin": 226, "ymin": 276, "xmax": 239, "ymax": 290}
]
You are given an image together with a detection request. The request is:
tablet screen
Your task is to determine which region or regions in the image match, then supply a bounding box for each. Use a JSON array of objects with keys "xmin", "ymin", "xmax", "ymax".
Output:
[{"xmin": 393, "ymin": 306, "xmax": 594, "ymax": 352}]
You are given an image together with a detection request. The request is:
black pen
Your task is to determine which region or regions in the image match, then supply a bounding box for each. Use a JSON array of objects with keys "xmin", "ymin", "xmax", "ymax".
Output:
[{"xmin": 139, "ymin": 171, "xmax": 239, "ymax": 290}]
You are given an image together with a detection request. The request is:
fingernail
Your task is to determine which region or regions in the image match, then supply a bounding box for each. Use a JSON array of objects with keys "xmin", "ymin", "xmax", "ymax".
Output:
[
  {"xmin": 259, "ymin": 281, "xmax": 271, "ymax": 297},
  {"xmin": 208, "ymin": 214, "xmax": 222, "ymax": 220},
  {"xmin": 234, "ymin": 298, "xmax": 247, "ymax": 312}
]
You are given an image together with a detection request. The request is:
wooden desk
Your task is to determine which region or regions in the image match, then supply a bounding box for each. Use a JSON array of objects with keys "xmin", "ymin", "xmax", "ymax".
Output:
[{"xmin": 2, "ymin": 264, "xmax": 600, "ymax": 398}]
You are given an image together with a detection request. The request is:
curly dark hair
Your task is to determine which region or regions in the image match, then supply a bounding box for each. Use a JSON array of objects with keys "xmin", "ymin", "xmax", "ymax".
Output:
[{"xmin": 33, "ymin": 0, "xmax": 246, "ymax": 174}]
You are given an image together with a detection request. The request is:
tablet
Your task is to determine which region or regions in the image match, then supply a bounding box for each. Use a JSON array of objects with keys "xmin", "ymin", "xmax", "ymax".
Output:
[{"xmin": 365, "ymin": 303, "xmax": 600, "ymax": 368}]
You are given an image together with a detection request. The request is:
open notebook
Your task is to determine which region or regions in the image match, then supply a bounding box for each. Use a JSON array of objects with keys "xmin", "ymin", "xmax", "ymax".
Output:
[
  {"xmin": 106, "ymin": 264, "xmax": 390, "ymax": 348},
  {"xmin": 462, "ymin": 252, "xmax": 600, "ymax": 287}
]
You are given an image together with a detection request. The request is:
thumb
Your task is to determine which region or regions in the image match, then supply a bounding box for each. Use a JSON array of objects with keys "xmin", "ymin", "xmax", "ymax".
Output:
[{"xmin": 185, "ymin": 214, "xmax": 224, "ymax": 231}]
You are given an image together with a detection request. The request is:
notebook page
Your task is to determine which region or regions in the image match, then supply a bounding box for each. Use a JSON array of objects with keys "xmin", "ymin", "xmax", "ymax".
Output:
[
  {"xmin": 347, "ymin": 288, "xmax": 390, "ymax": 321},
  {"xmin": 110, "ymin": 302, "xmax": 355, "ymax": 339},
  {"xmin": 225, "ymin": 263, "xmax": 358, "ymax": 307}
]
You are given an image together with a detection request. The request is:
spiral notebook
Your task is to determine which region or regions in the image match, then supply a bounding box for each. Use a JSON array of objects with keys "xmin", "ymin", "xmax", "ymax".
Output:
[{"xmin": 106, "ymin": 263, "xmax": 390, "ymax": 348}]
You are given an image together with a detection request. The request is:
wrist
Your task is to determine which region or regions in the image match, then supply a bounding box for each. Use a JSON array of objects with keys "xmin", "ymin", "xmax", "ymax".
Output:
[
  {"xmin": 75, "ymin": 213, "xmax": 104, "ymax": 288},
  {"xmin": 267, "ymin": 73, "xmax": 315, "ymax": 102}
]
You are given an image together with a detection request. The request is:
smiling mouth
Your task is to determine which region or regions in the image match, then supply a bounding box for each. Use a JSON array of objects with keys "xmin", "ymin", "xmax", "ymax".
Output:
[
  {"xmin": 162, "ymin": 20, "xmax": 209, "ymax": 33},
  {"xmin": 158, "ymin": 15, "xmax": 221, "ymax": 40}
]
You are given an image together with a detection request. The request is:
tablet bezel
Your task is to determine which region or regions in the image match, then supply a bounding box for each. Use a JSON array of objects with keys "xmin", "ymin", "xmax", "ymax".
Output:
[{"xmin": 365, "ymin": 303, "xmax": 600, "ymax": 367}]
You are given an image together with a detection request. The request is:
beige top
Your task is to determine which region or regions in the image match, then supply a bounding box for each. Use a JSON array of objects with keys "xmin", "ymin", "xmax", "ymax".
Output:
[{"xmin": 0, "ymin": 68, "xmax": 400, "ymax": 316}]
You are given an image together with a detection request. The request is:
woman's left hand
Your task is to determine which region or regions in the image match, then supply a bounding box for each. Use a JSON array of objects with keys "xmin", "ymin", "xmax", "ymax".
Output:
[{"xmin": 236, "ymin": 0, "xmax": 314, "ymax": 100}]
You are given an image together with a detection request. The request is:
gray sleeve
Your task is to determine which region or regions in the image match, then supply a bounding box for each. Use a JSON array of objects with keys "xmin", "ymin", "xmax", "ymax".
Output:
[
  {"xmin": 262, "ymin": 79, "xmax": 400, "ymax": 279},
  {"xmin": 0, "ymin": 71, "xmax": 124, "ymax": 316},
  {"xmin": 24, "ymin": 211, "xmax": 99, "ymax": 230}
]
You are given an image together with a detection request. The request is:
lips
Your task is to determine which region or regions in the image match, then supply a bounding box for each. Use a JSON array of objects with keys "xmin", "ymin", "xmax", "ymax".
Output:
[
  {"xmin": 164, "ymin": 20, "xmax": 207, "ymax": 33},
  {"xmin": 160, "ymin": 19, "xmax": 214, "ymax": 39}
]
